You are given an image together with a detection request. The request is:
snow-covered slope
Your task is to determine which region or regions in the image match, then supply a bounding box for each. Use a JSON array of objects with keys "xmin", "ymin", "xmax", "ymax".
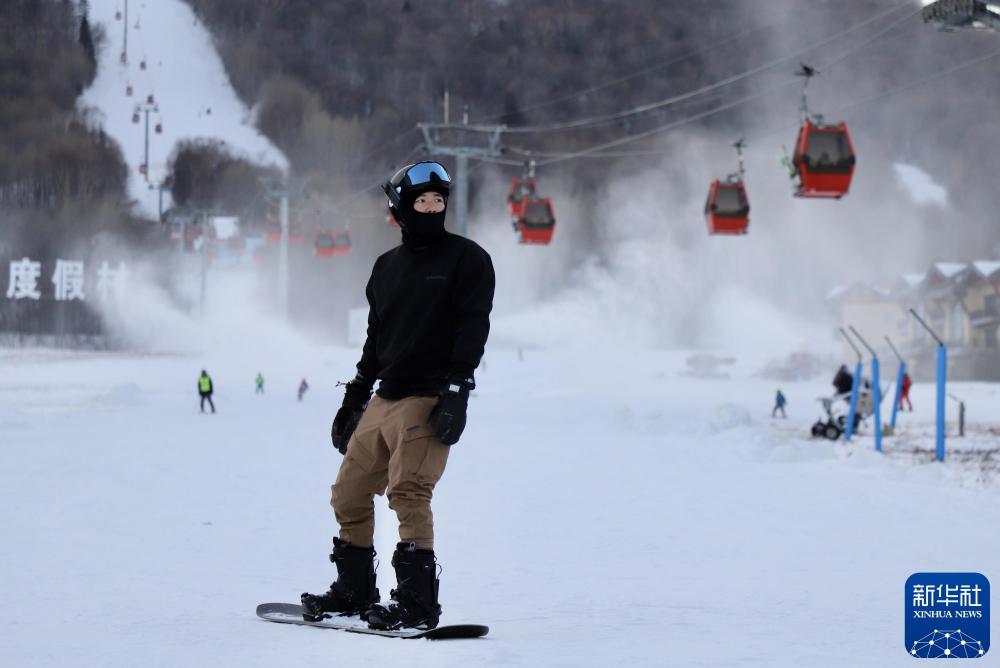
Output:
[
  {"xmin": 1, "ymin": 345, "xmax": 997, "ymax": 667},
  {"xmin": 78, "ymin": 0, "xmax": 287, "ymax": 219}
]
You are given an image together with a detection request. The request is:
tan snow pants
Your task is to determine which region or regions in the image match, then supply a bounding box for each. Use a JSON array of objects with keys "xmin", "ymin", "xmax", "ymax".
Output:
[{"xmin": 331, "ymin": 395, "xmax": 450, "ymax": 550}]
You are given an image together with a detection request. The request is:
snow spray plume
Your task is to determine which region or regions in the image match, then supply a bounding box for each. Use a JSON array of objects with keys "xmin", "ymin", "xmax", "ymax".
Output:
[{"xmin": 473, "ymin": 0, "xmax": 1000, "ymax": 360}]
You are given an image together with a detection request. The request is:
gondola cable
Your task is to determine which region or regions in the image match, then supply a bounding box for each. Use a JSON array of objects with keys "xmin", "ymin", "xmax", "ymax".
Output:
[
  {"xmin": 475, "ymin": 18, "xmax": 781, "ymax": 124},
  {"xmin": 453, "ymin": 0, "xmax": 917, "ymax": 135}
]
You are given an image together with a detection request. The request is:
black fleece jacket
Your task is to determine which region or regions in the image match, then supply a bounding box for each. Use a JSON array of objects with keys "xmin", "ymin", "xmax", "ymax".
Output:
[{"xmin": 356, "ymin": 231, "xmax": 495, "ymax": 399}]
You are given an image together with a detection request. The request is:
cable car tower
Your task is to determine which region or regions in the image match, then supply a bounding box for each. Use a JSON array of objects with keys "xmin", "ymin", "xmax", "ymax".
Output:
[
  {"xmin": 783, "ymin": 64, "xmax": 856, "ymax": 199},
  {"xmin": 419, "ymin": 122, "xmax": 504, "ymax": 237},
  {"xmin": 705, "ymin": 139, "xmax": 750, "ymax": 235}
]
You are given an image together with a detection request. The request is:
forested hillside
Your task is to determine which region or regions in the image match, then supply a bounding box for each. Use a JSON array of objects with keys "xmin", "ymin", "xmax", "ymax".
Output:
[
  {"xmin": 187, "ymin": 1, "xmax": 774, "ymax": 176},
  {"xmin": 0, "ymin": 0, "xmax": 129, "ymax": 235}
]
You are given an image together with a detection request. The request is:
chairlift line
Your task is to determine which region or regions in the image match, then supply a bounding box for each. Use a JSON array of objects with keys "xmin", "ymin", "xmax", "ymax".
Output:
[
  {"xmin": 519, "ymin": 39, "xmax": 1000, "ymax": 166},
  {"xmin": 340, "ymin": 2, "xmax": 992, "ymax": 233},
  {"xmin": 532, "ymin": 78, "xmax": 798, "ymax": 167},
  {"xmin": 478, "ymin": 2, "xmax": 922, "ymax": 165}
]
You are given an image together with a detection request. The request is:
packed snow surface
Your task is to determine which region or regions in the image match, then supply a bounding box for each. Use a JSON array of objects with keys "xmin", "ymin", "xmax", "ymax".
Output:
[{"xmin": 1, "ymin": 344, "xmax": 997, "ymax": 667}]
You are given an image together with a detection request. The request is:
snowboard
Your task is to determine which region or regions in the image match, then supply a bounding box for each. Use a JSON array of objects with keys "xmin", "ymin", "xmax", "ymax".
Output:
[{"xmin": 256, "ymin": 602, "xmax": 489, "ymax": 640}]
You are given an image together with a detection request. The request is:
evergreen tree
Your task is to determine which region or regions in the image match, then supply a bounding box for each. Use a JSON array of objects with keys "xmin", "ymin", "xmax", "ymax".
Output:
[{"xmin": 79, "ymin": 15, "xmax": 96, "ymax": 66}]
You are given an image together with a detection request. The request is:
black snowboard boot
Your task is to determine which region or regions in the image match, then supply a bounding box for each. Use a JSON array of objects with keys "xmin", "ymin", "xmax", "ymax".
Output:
[
  {"xmin": 300, "ymin": 538, "xmax": 379, "ymax": 621},
  {"xmin": 366, "ymin": 542, "xmax": 441, "ymax": 630}
]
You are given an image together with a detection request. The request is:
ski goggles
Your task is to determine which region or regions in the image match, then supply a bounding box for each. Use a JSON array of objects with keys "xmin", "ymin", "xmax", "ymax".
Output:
[{"xmin": 383, "ymin": 162, "xmax": 451, "ymax": 208}]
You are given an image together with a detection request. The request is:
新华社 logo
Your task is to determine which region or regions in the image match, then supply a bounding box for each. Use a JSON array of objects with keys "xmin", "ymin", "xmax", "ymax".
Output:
[{"xmin": 905, "ymin": 572, "xmax": 990, "ymax": 658}]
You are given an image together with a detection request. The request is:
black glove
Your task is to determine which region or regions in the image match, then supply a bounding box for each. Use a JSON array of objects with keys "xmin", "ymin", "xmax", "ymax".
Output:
[
  {"xmin": 331, "ymin": 406, "xmax": 363, "ymax": 455},
  {"xmin": 330, "ymin": 377, "xmax": 372, "ymax": 455},
  {"xmin": 428, "ymin": 380, "xmax": 471, "ymax": 446}
]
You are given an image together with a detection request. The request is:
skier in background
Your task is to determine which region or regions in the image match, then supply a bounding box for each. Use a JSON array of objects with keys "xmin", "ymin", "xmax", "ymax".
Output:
[
  {"xmin": 899, "ymin": 371, "xmax": 913, "ymax": 412},
  {"xmin": 772, "ymin": 389, "xmax": 787, "ymax": 418},
  {"xmin": 198, "ymin": 370, "xmax": 215, "ymax": 414},
  {"xmin": 298, "ymin": 378, "xmax": 309, "ymax": 402},
  {"xmin": 255, "ymin": 373, "xmax": 265, "ymax": 395},
  {"xmin": 301, "ymin": 161, "xmax": 495, "ymax": 631}
]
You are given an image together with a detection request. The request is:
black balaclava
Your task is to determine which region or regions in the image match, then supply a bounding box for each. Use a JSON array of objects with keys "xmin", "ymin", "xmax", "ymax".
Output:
[{"xmin": 398, "ymin": 188, "xmax": 447, "ymax": 246}]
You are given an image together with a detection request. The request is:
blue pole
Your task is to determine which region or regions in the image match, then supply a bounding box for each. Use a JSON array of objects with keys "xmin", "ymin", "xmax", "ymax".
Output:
[
  {"xmin": 936, "ymin": 345, "xmax": 946, "ymax": 461},
  {"xmin": 890, "ymin": 362, "xmax": 906, "ymax": 429},
  {"xmin": 844, "ymin": 361, "xmax": 863, "ymax": 441},
  {"xmin": 872, "ymin": 357, "xmax": 882, "ymax": 452}
]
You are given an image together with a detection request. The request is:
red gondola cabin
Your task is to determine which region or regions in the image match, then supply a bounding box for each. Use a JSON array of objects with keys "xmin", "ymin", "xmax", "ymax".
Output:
[
  {"xmin": 508, "ymin": 177, "xmax": 537, "ymax": 220},
  {"xmin": 704, "ymin": 180, "xmax": 750, "ymax": 235},
  {"xmin": 515, "ymin": 198, "xmax": 556, "ymax": 245},
  {"xmin": 264, "ymin": 219, "xmax": 282, "ymax": 242},
  {"xmin": 791, "ymin": 120, "xmax": 856, "ymax": 198},
  {"xmin": 314, "ymin": 230, "xmax": 352, "ymax": 258},
  {"xmin": 508, "ymin": 177, "xmax": 555, "ymax": 244}
]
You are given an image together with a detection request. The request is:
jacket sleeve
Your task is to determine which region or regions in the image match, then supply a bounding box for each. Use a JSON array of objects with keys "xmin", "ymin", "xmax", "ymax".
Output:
[
  {"xmin": 355, "ymin": 263, "xmax": 381, "ymax": 388},
  {"xmin": 448, "ymin": 245, "xmax": 495, "ymax": 383}
]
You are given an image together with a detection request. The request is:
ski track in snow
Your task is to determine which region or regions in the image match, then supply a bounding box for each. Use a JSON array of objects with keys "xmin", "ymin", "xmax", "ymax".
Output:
[
  {"xmin": 78, "ymin": 0, "xmax": 287, "ymax": 219},
  {"xmin": 0, "ymin": 347, "xmax": 997, "ymax": 667}
]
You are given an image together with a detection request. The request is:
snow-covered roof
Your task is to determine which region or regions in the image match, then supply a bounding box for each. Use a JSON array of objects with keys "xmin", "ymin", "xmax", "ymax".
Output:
[
  {"xmin": 826, "ymin": 283, "xmax": 889, "ymax": 302},
  {"xmin": 826, "ymin": 285, "xmax": 848, "ymax": 300},
  {"xmin": 972, "ymin": 261, "xmax": 1000, "ymax": 279},
  {"xmin": 901, "ymin": 273, "xmax": 925, "ymax": 287},
  {"xmin": 931, "ymin": 262, "xmax": 968, "ymax": 279}
]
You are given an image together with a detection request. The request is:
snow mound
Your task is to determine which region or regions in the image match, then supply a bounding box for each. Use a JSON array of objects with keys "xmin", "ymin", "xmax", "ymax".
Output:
[
  {"xmin": 95, "ymin": 382, "xmax": 145, "ymax": 408},
  {"xmin": 893, "ymin": 162, "xmax": 949, "ymax": 208}
]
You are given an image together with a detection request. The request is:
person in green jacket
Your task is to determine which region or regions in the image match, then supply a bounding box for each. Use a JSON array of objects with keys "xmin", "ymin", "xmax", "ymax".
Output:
[
  {"xmin": 255, "ymin": 373, "xmax": 265, "ymax": 395},
  {"xmin": 198, "ymin": 370, "xmax": 215, "ymax": 413}
]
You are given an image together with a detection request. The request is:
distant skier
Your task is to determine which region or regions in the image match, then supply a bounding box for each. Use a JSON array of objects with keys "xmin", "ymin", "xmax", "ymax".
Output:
[
  {"xmin": 198, "ymin": 370, "xmax": 215, "ymax": 413},
  {"xmin": 297, "ymin": 378, "xmax": 309, "ymax": 402},
  {"xmin": 833, "ymin": 364, "xmax": 854, "ymax": 396},
  {"xmin": 301, "ymin": 161, "xmax": 495, "ymax": 631},
  {"xmin": 255, "ymin": 373, "xmax": 265, "ymax": 395},
  {"xmin": 899, "ymin": 371, "xmax": 913, "ymax": 412},
  {"xmin": 772, "ymin": 389, "xmax": 787, "ymax": 418}
]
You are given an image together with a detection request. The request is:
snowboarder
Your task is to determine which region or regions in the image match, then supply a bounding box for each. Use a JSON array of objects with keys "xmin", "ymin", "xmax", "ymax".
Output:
[
  {"xmin": 772, "ymin": 389, "xmax": 787, "ymax": 418},
  {"xmin": 899, "ymin": 371, "xmax": 913, "ymax": 412},
  {"xmin": 297, "ymin": 378, "xmax": 309, "ymax": 402},
  {"xmin": 198, "ymin": 370, "xmax": 215, "ymax": 413},
  {"xmin": 255, "ymin": 373, "xmax": 265, "ymax": 394},
  {"xmin": 301, "ymin": 161, "xmax": 495, "ymax": 632}
]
